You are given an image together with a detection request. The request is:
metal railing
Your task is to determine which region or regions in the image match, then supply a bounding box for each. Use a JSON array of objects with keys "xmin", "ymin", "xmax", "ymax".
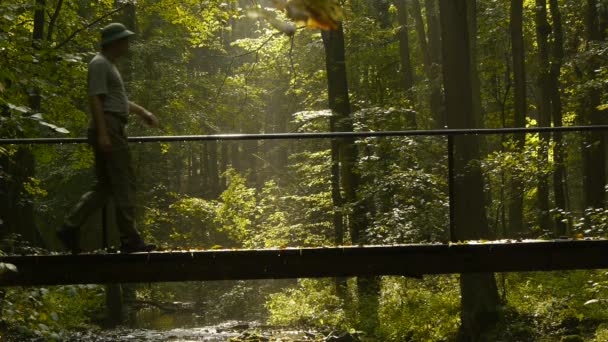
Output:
[
  {"xmin": 2, "ymin": 125, "xmax": 608, "ymax": 241},
  {"xmin": 1, "ymin": 125, "xmax": 608, "ymax": 145}
]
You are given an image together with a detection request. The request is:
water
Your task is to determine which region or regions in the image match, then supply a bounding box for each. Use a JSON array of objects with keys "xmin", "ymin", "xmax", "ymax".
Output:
[
  {"xmin": 69, "ymin": 323, "xmax": 243, "ymax": 341},
  {"xmin": 64, "ymin": 309, "xmax": 322, "ymax": 342},
  {"xmin": 67, "ymin": 322, "xmax": 322, "ymax": 341}
]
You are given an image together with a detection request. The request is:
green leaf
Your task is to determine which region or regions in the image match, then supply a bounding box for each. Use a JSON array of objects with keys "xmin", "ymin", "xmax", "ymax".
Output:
[
  {"xmin": 38, "ymin": 121, "xmax": 70, "ymax": 134},
  {"xmin": 7, "ymin": 103, "xmax": 29, "ymax": 113},
  {"xmin": 584, "ymin": 299, "xmax": 601, "ymax": 305},
  {"xmin": 30, "ymin": 113, "xmax": 44, "ymax": 120},
  {"xmin": 0, "ymin": 262, "xmax": 18, "ymax": 275},
  {"xmin": 598, "ymin": 104, "xmax": 608, "ymax": 111}
]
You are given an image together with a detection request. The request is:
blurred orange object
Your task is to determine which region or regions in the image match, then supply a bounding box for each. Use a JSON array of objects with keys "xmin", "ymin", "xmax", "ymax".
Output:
[{"xmin": 273, "ymin": 0, "xmax": 343, "ymax": 30}]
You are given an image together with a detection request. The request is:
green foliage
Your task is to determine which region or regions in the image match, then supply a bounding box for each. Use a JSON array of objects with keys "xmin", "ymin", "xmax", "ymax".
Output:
[
  {"xmin": 378, "ymin": 276, "xmax": 460, "ymax": 341},
  {"xmin": 1, "ymin": 285, "xmax": 104, "ymax": 339},
  {"xmin": 266, "ymin": 276, "xmax": 460, "ymax": 341},
  {"xmin": 215, "ymin": 169, "xmax": 259, "ymax": 245},
  {"xmin": 266, "ymin": 279, "xmax": 348, "ymax": 329},
  {"xmin": 142, "ymin": 166, "xmax": 335, "ymax": 249},
  {"xmin": 502, "ymin": 271, "xmax": 608, "ymax": 339},
  {"xmin": 3, "ymin": 0, "xmax": 608, "ymax": 339}
]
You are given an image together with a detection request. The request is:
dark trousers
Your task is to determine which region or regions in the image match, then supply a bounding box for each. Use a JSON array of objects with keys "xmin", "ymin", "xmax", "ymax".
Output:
[{"xmin": 65, "ymin": 115, "xmax": 140, "ymax": 242}]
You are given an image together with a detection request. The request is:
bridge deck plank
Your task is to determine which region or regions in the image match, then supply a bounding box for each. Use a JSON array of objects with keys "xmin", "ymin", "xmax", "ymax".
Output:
[{"xmin": 0, "ymin": 239, "xmax": 606, "ymax": 286}]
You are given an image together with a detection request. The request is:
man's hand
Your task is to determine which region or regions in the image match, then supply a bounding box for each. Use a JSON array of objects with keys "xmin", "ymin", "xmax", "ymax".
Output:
[
  {"xmin": 142, "ymin": 110, "xmax": 160, "ymax": 128},
  {"xmin": 98, "ymin": 133, "xmax": 112, "ymax": 152},
  {"xmin": 91, "ymin": 95, "xmax": 112, "ymax": 152},
  {"xmin": 129, "ymin": 102, "xmax": 160, "ymax": 128}
]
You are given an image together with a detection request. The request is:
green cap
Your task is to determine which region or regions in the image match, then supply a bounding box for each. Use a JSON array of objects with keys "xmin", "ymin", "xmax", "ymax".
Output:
[{"xmin": 101, "ymin": 22, "xmax": 135, "ymax": 46}]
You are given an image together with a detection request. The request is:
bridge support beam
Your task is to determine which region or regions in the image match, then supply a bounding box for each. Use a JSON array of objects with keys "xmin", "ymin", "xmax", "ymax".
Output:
[{"xmin": 0, "ymin": 240, "xmax": 607, "ymax": 286}]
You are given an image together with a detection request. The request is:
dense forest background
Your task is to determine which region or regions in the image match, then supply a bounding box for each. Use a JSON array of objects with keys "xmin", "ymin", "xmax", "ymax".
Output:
[{"xmin": 2, "ymin": 0, "xmax": 608, "ymax": 340}]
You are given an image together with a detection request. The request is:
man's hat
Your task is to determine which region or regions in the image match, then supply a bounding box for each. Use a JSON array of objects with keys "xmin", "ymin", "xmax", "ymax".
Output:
[{"xmin": 101, "ymin": 22, "xmax": 135, "ymax": 46}]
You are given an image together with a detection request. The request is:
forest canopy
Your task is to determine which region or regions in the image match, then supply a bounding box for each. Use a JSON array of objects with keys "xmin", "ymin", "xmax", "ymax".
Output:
[{"xmin": 1, "ymin": 0, "xmax": 608, "ymax": 341}]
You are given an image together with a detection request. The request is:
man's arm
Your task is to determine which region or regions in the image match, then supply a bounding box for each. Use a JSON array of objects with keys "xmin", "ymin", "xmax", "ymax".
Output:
[
  {"xmin": 129, "ymin": 101, "xmax": 159, "ymax": 128},
  {"xmin": 91, "ymin": 95, "xmax": 112, "ymax": 152}
]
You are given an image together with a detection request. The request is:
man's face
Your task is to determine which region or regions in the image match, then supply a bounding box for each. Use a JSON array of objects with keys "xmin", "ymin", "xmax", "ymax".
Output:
[{"xmin": 114, "ymin": 38, "xmax": 130, "ymax": 56}]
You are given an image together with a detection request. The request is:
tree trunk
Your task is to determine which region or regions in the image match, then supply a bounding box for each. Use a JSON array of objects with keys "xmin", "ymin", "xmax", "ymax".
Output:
[
  {"xmin": 208, "ymin": 141, "xmax": 220, "ymax": 198},
  {"xmin": 395, "ymin": 0, "xmax": 414, "ymax": 91},
  {"xmin": 105, "ymin": 284, "xmax": 123, "ymax": 326},
  {"xmin": 220, "ymin": 143, "xmax": 228, "ymax": 192},
  {"xmin": 549, "ymin": 0, "xmax": 568, "ymax": 236},
  {"xmin": 601, "ymin": 0, "xmax": 608, "ymax": 39},
  {"xmin": 200, "ymin": 144, "xmax": 209, "ymax": 197},
  {"xmin": 534, "ymin": 0, "xmax": 553, "ymax": 232},
  {"xmin": 411, "ymin": 0, "xmax": 431, "ymax": 70},
  {"xmin": 582, "ymin": 0, "xmax": 606, "ymax": 209},
  {"xmin": 508, "ymin": 0, "xmax": 526, "ymax": 237},
  {"xmin": 46, "ymin": 0, "xmax": 63, "ymax": 41},
  {"xmin": 230, "ymin": 143, "xmax": 240, "ymax": 172},
  {"xmin": 372, "ymin": 0, "xmax": 391, "ymax": 28},
  {"xmin": 10, "ymin": 0, "xmax": 46, "ymax": 245},
  {"xmin": 439, "ymin": 0, "xmax": 500, "ymax": 339},
  {"xmin": 466, "ymin": 0, "xmax": 483, "ymax": 128},
  {"xmin": 322, "ymin": 24, "xmax": 378, "ymax": 334},
  {"xmin": 424, "ymin": 0, "xmax": 445, "ymax": 128},
  {"xmin": 194, "ymin": 146, "xmax": 202, "ymax": 195},
  {"xmin": 330, "ymin": 135, "xmax": 348, "ymax": 302}
]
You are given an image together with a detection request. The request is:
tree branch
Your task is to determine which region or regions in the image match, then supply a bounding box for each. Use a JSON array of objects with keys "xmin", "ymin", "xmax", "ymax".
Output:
[
  {"xmin": 47, "ymin": 0, "xmax": 63, "ymax": 41},
  {"xmin": 54, "ymin": 3, "xmax": 129, "ymax": 50}
]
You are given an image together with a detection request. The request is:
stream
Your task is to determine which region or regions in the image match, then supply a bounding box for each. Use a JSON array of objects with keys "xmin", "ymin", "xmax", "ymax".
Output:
[
  {"xmin": 66, "ymin": 322, "xmax": 325, "ymax": 342},
  {"xmin": 61, "ymin": 308, "xmax": 332, "ymax": 342}
]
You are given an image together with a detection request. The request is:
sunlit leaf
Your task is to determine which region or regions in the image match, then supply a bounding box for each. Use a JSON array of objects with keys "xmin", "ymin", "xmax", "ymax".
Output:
[
  {"xmin": 7, "ymin": 103, "xmax": 29, "ymax": 113},
  {"xmin": 247, "ymin": 8, "xmax": 297, "ymax": 36},
  {"xmin": 598, "ymin": 104, "xmax": 608, "ymax": 111},
  {"xmin": 273, "ymin": 0, "xmax": 342, "ymax": 31},
  {"xmin": 30, "ymin": 113, "xmax": 44, "ymax": 120},
  {"xmin": 584, "ymin": 299, "xmax": 601, "ymax": 305},
  {"xmin": 38, "ymin": 121, "xmax": 70, "ymax": 134},
  {"xmin": 0, "ymin": 262, "xmax": 18, "ymax": 275}
]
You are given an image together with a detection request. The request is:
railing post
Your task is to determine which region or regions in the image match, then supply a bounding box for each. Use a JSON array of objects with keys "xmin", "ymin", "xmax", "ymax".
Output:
[
  {"xmin": 102, "ymin": 205, "xmax": 108, "ymax": 249},
  {"xmin": 448, "ymin": 135, "xmax": 455, "ymax": 241}
]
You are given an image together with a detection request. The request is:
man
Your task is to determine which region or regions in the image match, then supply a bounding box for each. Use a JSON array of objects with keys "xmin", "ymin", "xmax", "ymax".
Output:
[{"xmin": 57, "ymin": 23, "xmax": 158, "ymax": 253}]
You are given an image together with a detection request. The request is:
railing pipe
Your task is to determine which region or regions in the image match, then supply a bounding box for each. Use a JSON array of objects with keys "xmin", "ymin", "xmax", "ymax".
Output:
[{"xmin": 2, "ymin": 125, "xmax": 608, "ymax": 145}]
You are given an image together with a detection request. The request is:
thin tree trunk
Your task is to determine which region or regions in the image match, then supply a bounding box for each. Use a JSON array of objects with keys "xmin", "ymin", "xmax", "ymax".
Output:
[
  {"xmin": 424, "ymin": 0, "xmax": 445, "ymax": 128},
  {"xmin": 220, "ymin": 142, "xmax": 228, "ymax": 192},
  {"xmin": 322, "ymin": 24, "xmax": 378, "ymax": 334},
  {"xmin": 208, "ymin": 141, "xmax": 220, "ymax": 198},
  {"xmin": 192, "ymin": 146, "xmax": 201, "ymax": 195},
  {"xmin": 105, "ymin": 284, "xmax": 123, "ymax": 326},
  {"xmin": 13, "ymin": 0, "xmax": 46, "ymax": 245},
  {"xmin": 549, "ymin": 0, "xmax": 567, "ymax": 236},
  {"xmin": 582, "ymin": 0, "xmax": 606, "ymax": 209},
  {"xmin": 508, "ymin": 0, "xmax": 526, "ymax": 237},
  {"xmin": 439, "ymin": 0, "xmax": 499, "ymax": 339},
  {"xmin": 201, "ymin": 144, "xmax": 209, "ymax": 197},
  {"xmin": 412, "ymin": 0, "xmax": 445, "ymax": 126},
  {"xmin": 330, "ymin": 136, "xmax": 347, "ymax": 301},
  {"xmin": 466, "ymin": 0, "xmax": 483, "ymax": 128},
  {"xmin": 46, "ymin": 0, "xmax": 63, "ymax": 41},
  {"xmin": 411, "ymin": 0, "xmax": 431, "ymax": 69},
  {"xmin": 535, "ymin": 0, "xmax": 553, "ymax": 232},
  {"xmin": 395, "ymin": 0, "xmax": 414, "ymax": 91},
  {"xmin": 230, "ymin": 143, "xmax": 240, "ymax": 172}
]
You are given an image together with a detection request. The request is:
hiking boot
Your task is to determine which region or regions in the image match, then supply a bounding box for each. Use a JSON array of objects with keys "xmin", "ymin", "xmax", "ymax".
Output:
[
  {"xmin": 57, "ymin": 225, "xmax": 82, "ymax": 254},
  {"xmin": 120, "ymin": 238, "xmax": 155, "ymax": 253}
]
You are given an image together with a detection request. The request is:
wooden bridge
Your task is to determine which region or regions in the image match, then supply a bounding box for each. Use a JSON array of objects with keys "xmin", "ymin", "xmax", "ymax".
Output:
[
  {"xmin": 1, "ymin": 239, "xmax": 607, "ymax": 286},
  {"xmin": 3, "ymin": 127, "xmax": 608, "ymax": 286}
]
